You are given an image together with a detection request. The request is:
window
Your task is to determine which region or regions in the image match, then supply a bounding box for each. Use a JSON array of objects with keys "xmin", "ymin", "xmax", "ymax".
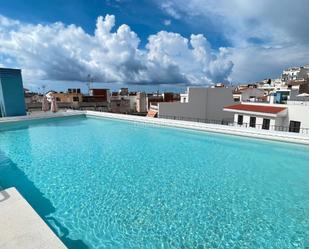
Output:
[
  {"xmin": 234, "ymin": 97, "xmax": 240, "ymax": 102},
  {"xmin": 237, "ymin": 115, "xmax": 243, "ymax": 125},
  {"xmin": 73, "ymin": 96, "xmax": 79, "ymax": 102},
  {"xmin": 56, "ymin": 97, "xmax": 61, "ymax": 102},
  {"xmin": 289, "ymin": 121, "xmax": 301, "ymax": 133},
  {"xmin": 262, "ymin": 118, "xmax": 270, "ymax": 130},
  {"xmin": 249, "ymin": 117, "xmax": 256, "ymax": 128}
]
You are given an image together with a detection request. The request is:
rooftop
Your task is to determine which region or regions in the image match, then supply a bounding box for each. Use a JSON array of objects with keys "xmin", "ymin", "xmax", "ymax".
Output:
[{"xmin": 224, "ymin": 103, "xmax": 286, "ymax": 114}]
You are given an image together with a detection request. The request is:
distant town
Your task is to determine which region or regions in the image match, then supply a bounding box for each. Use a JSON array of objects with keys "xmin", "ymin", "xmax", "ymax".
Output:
[{"xmin": 1, "ymin": 66, "xmax": 309, "ymax": 134}]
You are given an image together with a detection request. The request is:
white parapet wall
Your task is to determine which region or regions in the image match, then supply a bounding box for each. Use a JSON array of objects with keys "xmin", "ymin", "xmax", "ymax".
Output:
[{"xmin": 0, "ymin": 110, "xmax": 85, "ymax": 124}]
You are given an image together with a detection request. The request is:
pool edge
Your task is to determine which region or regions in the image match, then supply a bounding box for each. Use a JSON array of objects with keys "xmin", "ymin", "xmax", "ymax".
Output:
[
  {"xmin": 0, "ymin": 187, "xmax": 67, "ymax": 249},
  {"xmin": 0, "ymin": 111, "xmax": 86, "ymax": 126}
]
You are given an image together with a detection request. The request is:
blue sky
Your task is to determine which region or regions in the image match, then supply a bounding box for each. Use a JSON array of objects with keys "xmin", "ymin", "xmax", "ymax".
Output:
[
  {"xmin": 0, "ymin": 0, "xmax": 229, "ymax": 48},
  {"xmin": 0, "ymin": 0, "xmax": 308, "ymax": 92}
]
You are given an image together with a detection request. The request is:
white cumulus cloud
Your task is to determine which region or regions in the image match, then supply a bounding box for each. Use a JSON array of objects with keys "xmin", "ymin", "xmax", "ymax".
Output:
[
  {"xmin": 157, "ymin": 0, "xmax": 309, "ymax": 82},
  {"xmin": 0, "ymin": 14, "xmax": 233, "ymax": 85}
]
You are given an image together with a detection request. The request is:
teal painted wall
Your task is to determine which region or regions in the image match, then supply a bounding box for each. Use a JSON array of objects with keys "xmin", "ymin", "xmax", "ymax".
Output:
[{"xmin": 0, "ymin": 68, "xmax": 26, "ymax": 117}]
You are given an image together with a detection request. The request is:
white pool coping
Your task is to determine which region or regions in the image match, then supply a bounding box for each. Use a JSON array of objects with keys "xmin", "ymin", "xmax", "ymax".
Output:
[
  {"xmin": 0, "ymin": 110, "xmax": 85, "ymax": 124},
  {"xmin": 0, "ymin": 187, "xmax": 67, "ymax": 249},
  {"xmin": 0, "ymin": 110, "xmax": 309, "ymax": 145}
]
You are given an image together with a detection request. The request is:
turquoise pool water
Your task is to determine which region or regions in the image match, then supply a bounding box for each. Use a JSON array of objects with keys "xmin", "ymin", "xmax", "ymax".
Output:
[{"xmin": 0, "ymin": 116, "xmax": 309, "ymax": 249}]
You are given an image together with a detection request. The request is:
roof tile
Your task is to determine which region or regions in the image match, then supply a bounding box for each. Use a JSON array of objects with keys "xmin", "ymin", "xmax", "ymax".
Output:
[{"xmin": 224, "ymin": 104, "xmax": 286, "ymax": 114}]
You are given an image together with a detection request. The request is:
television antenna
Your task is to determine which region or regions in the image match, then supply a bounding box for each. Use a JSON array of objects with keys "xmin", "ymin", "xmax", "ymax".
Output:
[{"xmin": 41, "ymin": 84, "xmax": 46, "ymax": 94}]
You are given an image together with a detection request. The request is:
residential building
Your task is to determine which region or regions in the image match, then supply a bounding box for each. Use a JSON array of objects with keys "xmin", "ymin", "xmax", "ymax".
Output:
[
  {"xmin": 128, "ymin": 92, "xmax": 137, "ymax": 112},
  {"xmin": 211, "ymin": 83, "xmax": 226, "ymax": 88},
  {"xmin": 147, "ymin": 92, "xmax": 180, "ymax": 110},
  {"xmin": 80, "ymin": 88, "xmax": 110, "ymax": 111},
  {"xmin": 110, "ymin": 95, "xmax": 130, "ymax": 113},
  {"xmin": 287, "ymin": 79, "xmax": 309, "ymax": 95},
  {"xmin": 224, "ymin": 101, "xmax": 309, "ymax": 133},
  {"xmin": 162, "ymin": 92, "xmax": 176, "ymax": 102},
  {"xmin": 282, "ymin": 66, "xmax": 309, "ymax": 82},
  {"xmin": 68, "ymin": 88, "xmax": 81, "ymax": 94},
  {"xmin": 147, "ymin": 93, "xmax": 163, "ymax": 110},
  {"xmin": 136, "ymin": 92, "xmax": 147, "ymax": 113},
  {"xmin": 119, "ymin": 88, "xmax": 129, "ymax": 96},
  {"xmin": 272, "ymin": 89, "xmax": 290, "ymax": 104},
  {"xmin": 257, "ymin": 78, "xmax": 284, "ymax": 91},
  {"xmin": 232, "ymin": 91, "xmax": 241, "ymax": 102},
  {"xmin": 224, "ymin": 103, "xmax": 287, "ymax": 130},
  {"xmin": 41, "ymin": 88, "xmax": 111, "ymax": 111},
  {"xmin": 233, "ymin": 87, "xmax": 265, "ymax": 102},
  {"xmin": 180, "ymin": 93, "xmax": 188, "ymax": 103},
  {"xmin": 0, "ymin": 68, "xmax": 26, "ymax": 117},
  {"xmin": 24, "ymin": 90, "xmax": 42, "ymax": 105},
  {"xmin": 46, "ymin": 89, "xmax": 83, "ymax": 103},
  {"xmin": 87, "ymin": 88, "xmax": 110, "ymax": 102},
  {"xmin": 266, "ymin": 79, "xmax": 309, "ymax": 104},
  {"xmin": 158, "ymin": 87, "xmax": 234, "ymax": 123},
  {"xmin": 285, "ymin": 101, "xmax": 309, "ymax": 131}
]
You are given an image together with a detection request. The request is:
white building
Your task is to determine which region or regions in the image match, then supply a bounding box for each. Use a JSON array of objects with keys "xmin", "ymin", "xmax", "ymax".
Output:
[
  {"xmin": 180, "ymin": 93, "xmax": 188, "ymax": 103},
  {"xmin": 282, "ymin": 66, "xmax": 309, "ymax": 82},
  {"xmin": 238, "ymin": 88, "xmax": 266, "ymax": 102},
  {"xmin": 224, "ymin": 101, "xmax": 309, "ymax": 133},
  {"xmin": 158, "ymin": 87, "xmax": 235, "ymax": 123}
]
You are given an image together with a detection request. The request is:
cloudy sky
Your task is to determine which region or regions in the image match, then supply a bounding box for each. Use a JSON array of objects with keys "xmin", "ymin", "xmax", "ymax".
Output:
[{"xmin": 0, "ymin": 0, "xmax": 308, "ymax": 92}]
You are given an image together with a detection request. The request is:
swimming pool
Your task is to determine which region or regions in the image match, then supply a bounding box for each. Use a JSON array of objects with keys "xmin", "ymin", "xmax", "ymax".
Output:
[{"xmin": 0, "ymin": 115, "xmax": 308, "ymax": 248}]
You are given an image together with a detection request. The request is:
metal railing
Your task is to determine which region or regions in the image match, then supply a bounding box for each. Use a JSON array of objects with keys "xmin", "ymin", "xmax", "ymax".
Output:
[{"xmin": 158, "ymin": 115, "xmax": 309, "ymax": 135}]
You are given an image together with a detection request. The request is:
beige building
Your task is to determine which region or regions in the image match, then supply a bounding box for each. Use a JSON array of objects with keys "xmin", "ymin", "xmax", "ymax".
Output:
[
  {"xmin": 282, "ymin": 66, "xmax": 309, "ymax": 82},
  {"xmin": 128, "ymin": 93, "xmax": 137, "ymax": 112},
  {"xmin": 110, "ymin": 96, "xmax": 130, "ymax": 113},
  {"xmin": 224, "ymin": 101, "xmax": 309, "ymax": 133},
  {"xmin": 53, "ymin": 93, "xmax": 83, "ymax": 103},
  {"xmin": 136, "ymin": 92, "xmax": 147, "ymax": 113},
  {"xmin": 46, "ymin": 89, "xmax": 83, "ymax": 103}
]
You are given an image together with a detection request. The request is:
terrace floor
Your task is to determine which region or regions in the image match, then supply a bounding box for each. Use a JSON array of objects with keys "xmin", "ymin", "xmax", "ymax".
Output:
[{"xmin": 0, "ymin": 188, "xmax": 67, "ymax": 249}]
